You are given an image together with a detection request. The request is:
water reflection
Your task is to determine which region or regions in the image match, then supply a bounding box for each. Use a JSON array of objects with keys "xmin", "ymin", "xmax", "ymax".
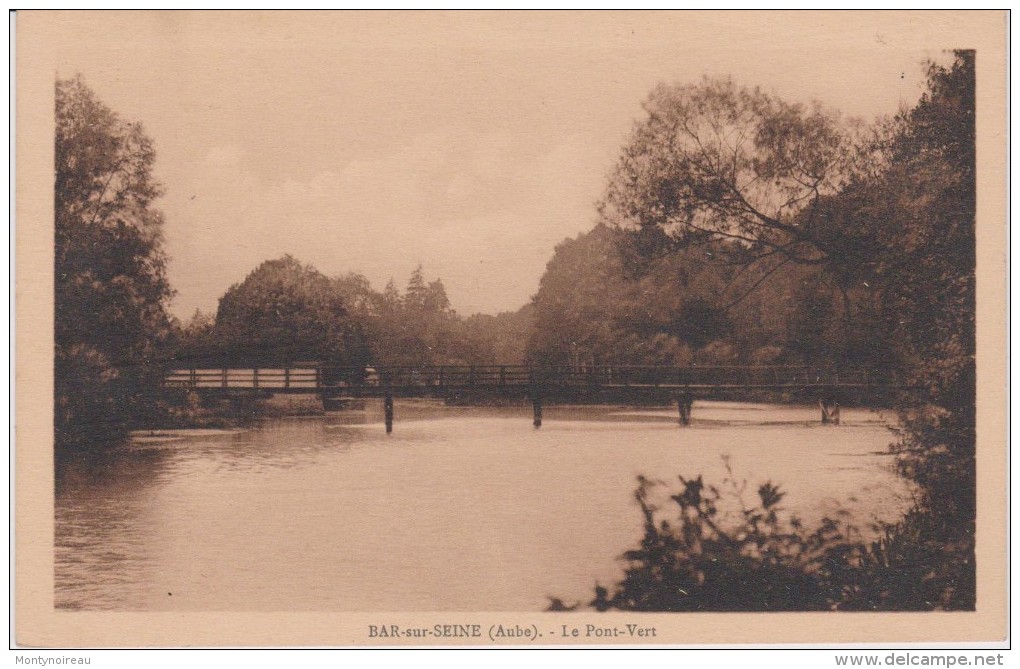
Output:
[{"xmin": 55, "ymin": 401, "xmax": 909, "ymax": 611}]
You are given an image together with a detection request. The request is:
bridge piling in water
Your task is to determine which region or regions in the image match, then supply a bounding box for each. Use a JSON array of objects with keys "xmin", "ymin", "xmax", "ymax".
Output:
[
  {"xmin": 162, "ymin": 365, "xmax": 899, "ymax": 432},
  {"xmin": 384, "ymin": 391, "xmax": 394, "ymax": 433},
  {"xmin": 677, "ymin": 394, "xmax": 694, "ymax": 426},
  {"xmin": 820, "ymin": 397, "xmax": 840, "ymax": 425}
]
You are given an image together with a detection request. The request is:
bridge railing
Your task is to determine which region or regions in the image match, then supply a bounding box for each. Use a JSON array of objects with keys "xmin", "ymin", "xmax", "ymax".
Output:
[
  {"xmin": 163, "ymin": 364, "xmax": 893, "ymax": 391},
  {"xmin": 163, "ymin": 367, "xmax": 321, "ymax": 390},
  {"xmin": 523, "ymin": 365, "xmax": 876, "ymax": 388},
  {"xmin": 373, "ymin": 366, "xmax": 534, "ymax": 389}
]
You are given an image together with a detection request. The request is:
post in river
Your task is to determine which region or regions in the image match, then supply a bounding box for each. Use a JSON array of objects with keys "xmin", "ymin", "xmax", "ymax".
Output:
[
  {"xmin": 384, "ymin": 391, "xmax": 394, "ymax": 433},
  {"xmin": 677, "ymin": 393, "xmax": 694, "ymax": 426},
  {"xmin": 529, "ymin": 368, "xmax": 543, "ymax": 428},
  {"xmin": 820, "ymin": 396, "xmax": 840, "ymax": 425}
]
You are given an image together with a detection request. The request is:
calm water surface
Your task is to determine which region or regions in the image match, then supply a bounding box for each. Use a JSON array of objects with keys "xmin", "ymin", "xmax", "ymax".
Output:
[{"xmin": 55, "ymin": 401, "xmax": 910, "ymax": 611}]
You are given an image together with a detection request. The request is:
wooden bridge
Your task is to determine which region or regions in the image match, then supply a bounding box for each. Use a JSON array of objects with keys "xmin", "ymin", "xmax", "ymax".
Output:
[{"xmin": 163, "ymin": 364, "xmax": 903, "ymax": 432}]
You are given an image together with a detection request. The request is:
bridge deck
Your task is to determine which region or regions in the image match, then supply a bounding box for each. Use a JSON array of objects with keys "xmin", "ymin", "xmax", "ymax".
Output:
[
  {"xmin": 161, "ymin": 364, "xmax": 907, "ymax": 430},
  {"xmin": 163, "ymin": 364, "xmax": 898, "ymax": 398}
]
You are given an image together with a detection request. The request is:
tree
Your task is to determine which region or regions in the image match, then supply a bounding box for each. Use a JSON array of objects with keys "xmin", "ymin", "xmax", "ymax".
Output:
[
  {"xmin": 528, "ymin": 225, "xmax": 762, "ymax": 367},
  {"xmin": 595, "ymin": 78, "xmax": 901, "ymax": 361},
  {"xmin": 403, "ymin": 265, "xmax": 429, "ymax": 311},
  {"xmin": 381, "ymin": 279, "xmax": 401, "ymax": 309},
  {"xmin": 874, "ymin": 52, "xmax": 976, "ymax": 609},
  {"xmin": 212, "ymin": 255, "xmax": 370, "ymax": 365},
  {"xmin": 527, "ymin": 225, "xmax": 638, "ymax": 366},
  {"xmin": 457, "ymin": 305, "xmax": 536, "ymax": 366},
  {"xmin": 369, "ymin": 267, "xmax": 461, "ymax": 366},
  {"xmin": 881, "ymin": 51, "xmax": 975, "ymax": 409},
  {"xmin": 599, "ymin": 78, "xmax": 853, "ymax": 275},
  {"xmin": 171, "ymin": 309, "xmax": 219, "ymax": 361},
  {"xmin": 54, "ymin": 75, "xmax": 174, "ymax": 450}
]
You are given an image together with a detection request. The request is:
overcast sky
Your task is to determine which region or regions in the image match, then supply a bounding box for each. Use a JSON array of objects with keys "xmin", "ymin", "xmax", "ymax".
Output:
[{"xmin": 47, "ymin": 12, "xmax": 955, "ymax": 319}]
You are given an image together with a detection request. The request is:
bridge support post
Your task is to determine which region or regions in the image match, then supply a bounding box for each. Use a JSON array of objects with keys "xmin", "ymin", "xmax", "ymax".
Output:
[
  {"xmin": 677, "ymin": 394, "xmax": 693, "ymax": 426},
  {"xmin": 532, "ymin": 393, "xmax": 543, "ymax": 429},
  {"xmin": 820, "ymin": 397, "xmax": 840, "ymax": 425},
  {"xmin": 384, "ymin": 392, "xmax": 394, "ymax": 434}
]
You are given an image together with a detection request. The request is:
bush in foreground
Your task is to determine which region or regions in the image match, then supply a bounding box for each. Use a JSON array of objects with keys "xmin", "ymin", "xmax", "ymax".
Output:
[{"xmin": 552, "ymin": 456, "xmax": 971, "ymax": 612}]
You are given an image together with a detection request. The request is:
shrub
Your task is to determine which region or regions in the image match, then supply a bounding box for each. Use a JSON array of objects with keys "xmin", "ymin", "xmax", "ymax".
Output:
[
  {"xmin": 585, "ymin": 460, "xmax": 845, "ymax": 612},
  {"xmin": 557, "ymin": 455, "xmax": 972, "ymax": 612}
]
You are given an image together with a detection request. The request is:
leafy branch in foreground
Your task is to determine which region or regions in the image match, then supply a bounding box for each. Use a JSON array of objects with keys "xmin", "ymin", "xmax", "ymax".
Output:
[
  {"xmin": 593, "ymin": 459, "xmax": 844, "ymax": 612},
  {"xmin": 549, "ymin": 456, "xmax": 966, "ymax": 613}
]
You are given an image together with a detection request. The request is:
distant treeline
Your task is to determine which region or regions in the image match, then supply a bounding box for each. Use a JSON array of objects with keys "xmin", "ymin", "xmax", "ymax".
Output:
[
  {"xmin": 527, "ymin": 225, "xmax": 894, "ymax": 371},
  {"xmin": 173, "ymin": 257, "xmax": 534, "ymax": 369}
]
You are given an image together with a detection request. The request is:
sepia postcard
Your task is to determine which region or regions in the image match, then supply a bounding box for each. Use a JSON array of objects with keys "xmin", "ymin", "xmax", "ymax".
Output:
[{"xmin": 14, "ymin": 10, "xmax": 1008, "ymax": 648}]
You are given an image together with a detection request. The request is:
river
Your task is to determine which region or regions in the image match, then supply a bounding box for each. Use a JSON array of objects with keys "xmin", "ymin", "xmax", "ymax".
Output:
[{"xmin": 55, "ymin": 400, "xmax": 910, "ymax": 611}]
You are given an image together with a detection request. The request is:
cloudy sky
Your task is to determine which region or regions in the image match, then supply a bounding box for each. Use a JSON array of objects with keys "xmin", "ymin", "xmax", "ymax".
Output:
[{"xmin": 43, "ymin": 11, "xmax": 959, "ymax": 318}]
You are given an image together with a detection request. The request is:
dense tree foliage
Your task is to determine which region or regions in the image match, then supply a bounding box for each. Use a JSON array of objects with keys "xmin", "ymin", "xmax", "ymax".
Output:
[
  {"xmin": 175, "ymin": 259, "xmax": 531, "ymax": 369},
  {"xmin": 884, "ymin": 53, "xmax": 975, "ymax": 409},
  {"xmin": 456, "ymin": 306, "xmax": 535, "ymax": 366},
  {"xmin": 368, "ymin": 265, "xmax": 460, "ymax": 366},
  {"xmin": 526, "ymin": 223, "xmax": 876, "ymax": 370},
  {"xmin": 590, "ymin": 75, "xmax": 925, "ymax": 372},
  {"xmin": 204, "ymin": 256, "xmax": 371, "ymax": 365},
  {"xmin": 878, "ymin": 51, "xmax": 976, "ymax": 608},
  {"xmin": 55, "ymin": 76, "xmax": 175, "ymax": 450},
  {"xmin": 598, "ymin": 77, "xmax": 857, "ymax": 270},
  {"xmin": 529, "ymin": 225, "xmax": 724, "ymax": 366}
]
